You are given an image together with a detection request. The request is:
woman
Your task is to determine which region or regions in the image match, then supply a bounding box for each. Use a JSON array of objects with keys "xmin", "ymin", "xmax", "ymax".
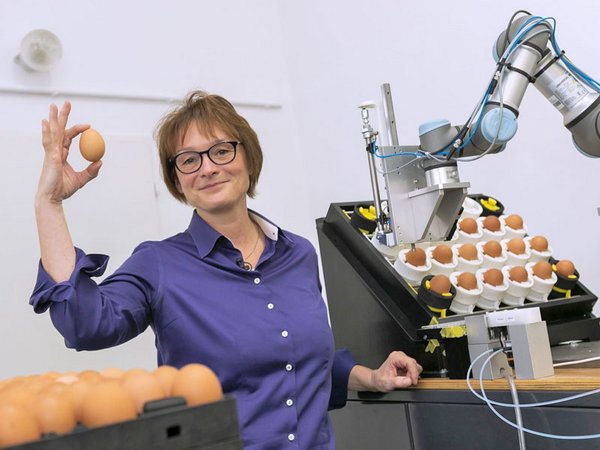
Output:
[{"xmin": 31, "ymin": 91, "xmax": 422, "ymax": 449}]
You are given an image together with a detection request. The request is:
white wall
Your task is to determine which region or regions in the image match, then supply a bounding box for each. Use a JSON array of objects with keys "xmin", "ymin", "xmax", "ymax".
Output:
[
  {"xmin": 0, "ymin": 0, "xmax": 307, "ymax": 378},
  {"xmin": 1, "ymin": 0, "xmax": 599, "ymax": 378}
]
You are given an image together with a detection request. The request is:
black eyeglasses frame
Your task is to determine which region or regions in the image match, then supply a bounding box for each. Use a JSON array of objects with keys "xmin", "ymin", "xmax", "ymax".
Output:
[{"xmin": 169, "ymin": 140, "xmax": 241, "ymax": 174}]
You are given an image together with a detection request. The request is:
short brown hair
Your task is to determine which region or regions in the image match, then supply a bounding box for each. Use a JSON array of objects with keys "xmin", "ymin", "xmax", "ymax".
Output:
[{"xmin": 155, "ymin": 90, "xmax": 263, "ymax": 203}]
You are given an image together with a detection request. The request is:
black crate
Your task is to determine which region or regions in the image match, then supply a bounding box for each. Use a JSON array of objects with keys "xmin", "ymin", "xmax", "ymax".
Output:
[
  {"xmin": 317, "ymin": 201, "xmax": 600, "ymax": 376},
  {"xmin": 8, "ymin": 396, "xmax": 242, "ymax": 450}
]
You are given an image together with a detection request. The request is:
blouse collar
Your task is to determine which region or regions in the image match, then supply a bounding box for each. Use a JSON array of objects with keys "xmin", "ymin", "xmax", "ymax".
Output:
[{"xmin": 186, "ymin": 209, "xmax": 293, "ymax": 258}]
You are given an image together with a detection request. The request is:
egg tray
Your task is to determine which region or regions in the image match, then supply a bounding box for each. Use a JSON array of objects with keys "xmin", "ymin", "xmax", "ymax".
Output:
[
  {"xmin": 7, "ymin": 396, "xmax": 242, "ymax": 450},
  {"xmin": 316, "ymin": 201, "xmax": 600, "ymax": 376}
]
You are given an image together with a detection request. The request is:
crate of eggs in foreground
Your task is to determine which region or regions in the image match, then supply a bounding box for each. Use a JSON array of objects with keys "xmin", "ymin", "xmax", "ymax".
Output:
[
  {"xmin": 393, "ymin": 213, "xmax": 580, "ymax": 316},
  {"xmin": 0, "ymin": 364, "xmax": 240, "ymax": 449}
]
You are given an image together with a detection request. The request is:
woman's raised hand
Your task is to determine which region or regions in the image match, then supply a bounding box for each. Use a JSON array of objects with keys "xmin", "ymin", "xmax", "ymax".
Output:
[{"xmin": 37, "ymin": 101, "xmax": 102, "ymax": 203}]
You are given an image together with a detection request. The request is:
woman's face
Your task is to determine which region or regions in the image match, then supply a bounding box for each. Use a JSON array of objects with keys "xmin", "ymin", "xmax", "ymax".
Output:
[{"xmin": 174, "ymin": 122, "xmax": 249, "ymax": 215}]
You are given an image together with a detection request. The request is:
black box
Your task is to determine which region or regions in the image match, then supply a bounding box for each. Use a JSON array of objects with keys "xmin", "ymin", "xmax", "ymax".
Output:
[{"xmin": 8, "ymin": 396, "xmax": 242, "ymax": 450}]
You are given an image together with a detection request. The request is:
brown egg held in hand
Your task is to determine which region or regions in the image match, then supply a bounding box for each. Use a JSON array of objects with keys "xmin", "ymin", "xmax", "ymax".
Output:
[
  {"xmin": 458, "ymin": 218, "xmax": 478, "ymax": 234},
  {"xmin": 506, "ymin": 238, "xmax": 526, "ymax": 255},
  {"xmin": 505, "ymin": 214, "xmax": 524, "ymax": 230},
  {"xmin": 483, "ymin": 268, "xmax": 504, "ymax": 286},
  {"xmin": 483, "ymin": 240, "xmax": 502, "ymax": 258},
  {"xmin": 404, "ymin": 247, "xmax": 427, "ymax": 267},
  {"xmin": 529, "ymin": 235, "xmax": 549, "ymax": 252},
  {"xmin": 457, "ymin": 272, "xmax": 478, "ymax": 290},
  {"xmin": 79, "ymin": 128, "xmax": 106, "ymax": 162},
  {"xmin": 556, "ymin": 260, "xmax": 576, "ymax": 277},
  {"xmin": 509, "ymin": 266, "xmax": 529, "ymax": 283},
  {"xmin": 532, "ymin": 261, "xmax": 553, "ymax": 280},
  {"xmin": 457, "ymin": 243, "xmax": 478, "ymax": 261},
  {"xmin": 432, "ymin": 245, "xmax": 453, "ymax": 264},
  {"xmin": 171, "ymin": 364, "xmax": 223, "ymax": 406},
  {"xmin": 482, "ymin": 215, "xmax": 501, "ymax": 232},
  {"xmin": 429, "ymin": 275, "xmax": 452, "ymax": 294}
]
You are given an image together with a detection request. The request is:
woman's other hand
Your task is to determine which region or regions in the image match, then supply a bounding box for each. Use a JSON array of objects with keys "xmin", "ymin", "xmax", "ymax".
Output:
[
  {"xmin": 370, "ymin": 351, "xmax": 422, "ymax": 391},
  {"xmin": 348, "ymin": 351, "xmax": 423, "ymax": 392},
  {"xmin": 37, "ymin": 101, "xmax": 101, "ymax": 204}
]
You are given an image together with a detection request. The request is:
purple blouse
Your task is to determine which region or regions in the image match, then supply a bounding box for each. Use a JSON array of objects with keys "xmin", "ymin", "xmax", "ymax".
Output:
[{"xmin": 30, "ymin": 210, "xmax": 357, "ymax": 450}]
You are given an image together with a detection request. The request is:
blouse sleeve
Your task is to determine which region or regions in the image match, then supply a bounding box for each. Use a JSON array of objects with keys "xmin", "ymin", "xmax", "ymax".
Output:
[
  {"xmin": 328, "ymin": 348, "xmax": 358, "ymax": 410},
  {"xmin": 29, "ymin": 244, "xmax": 160, "ymax": 351}
]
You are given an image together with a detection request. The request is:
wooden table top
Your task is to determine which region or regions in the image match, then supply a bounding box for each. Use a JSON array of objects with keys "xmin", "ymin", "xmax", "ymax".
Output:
[{"xmin": 414, "ymin": 368, "xmax": 600, "ymax": 391}]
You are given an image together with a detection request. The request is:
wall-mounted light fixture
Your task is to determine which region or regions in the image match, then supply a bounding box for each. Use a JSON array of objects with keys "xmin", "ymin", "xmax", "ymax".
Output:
[{"xmin": 14, "ymin": 29, "xmax": 63, "ymax": 72}]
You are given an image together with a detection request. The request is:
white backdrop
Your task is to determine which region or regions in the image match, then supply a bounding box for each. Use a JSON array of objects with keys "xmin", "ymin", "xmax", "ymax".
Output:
[{"xmin": 0, "ymin": 0, "xmax": 599, "ymax": 378}]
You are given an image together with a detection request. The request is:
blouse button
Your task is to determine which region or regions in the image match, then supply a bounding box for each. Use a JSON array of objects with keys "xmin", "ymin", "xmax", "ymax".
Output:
[
  {"xmin": 267, "ymin": 303, "xmax": 274, "ymax": 310},
  {"xmin": 281, "ymin": 330, "xmax": 289, "ymax": 338},
  {"xmin": 254, "ymin": 277, "xmax": 261, "ymax": 284},
  {"xmin": 288, "ymin": 434, "xmax": 295, "ymax": 442},
  {"xmin": 286, "ymin": 398, "xmax": 294, "ymax": 407},
  {"xmin": 285, "ymin": 363, "xmax": 293, "ymax": 372}
]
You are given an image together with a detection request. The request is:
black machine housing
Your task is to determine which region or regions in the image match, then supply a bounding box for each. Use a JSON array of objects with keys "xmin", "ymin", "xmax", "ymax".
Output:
[{"xmin": 316, "ymin": 201, "xmax": 600, "ymax": 377}]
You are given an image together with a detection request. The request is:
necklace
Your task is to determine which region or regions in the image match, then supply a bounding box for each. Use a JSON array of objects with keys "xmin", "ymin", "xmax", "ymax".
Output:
[{"xmin": 239, "ymin": 222, "xmax": 262, "ymax": 271}]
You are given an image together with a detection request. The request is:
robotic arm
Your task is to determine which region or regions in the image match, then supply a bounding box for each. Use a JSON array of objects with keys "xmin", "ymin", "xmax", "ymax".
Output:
[
  {"xmin": 361, "ymin": 12, "xmax": 600, "ymax": 246},
  {"xmin": 421, "ymin": 12, "xmax": 600, "ymax": 159}
]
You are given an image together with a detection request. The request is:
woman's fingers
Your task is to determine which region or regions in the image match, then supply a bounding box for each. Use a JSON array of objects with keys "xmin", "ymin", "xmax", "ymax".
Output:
[
  {"xmin": 63, "ymin": 123, "xmax": 91, "ymax": 149},
  {"xmin": 65, "ymin": 124, "xmax": 90, "ymax": 139},
  {"xmin": 41, "ymin": 119, "xmax": 51, "ymax": 148},
  {"xmin": 57, "ymin": 100, "xmax": 71, "ymax": 130}
]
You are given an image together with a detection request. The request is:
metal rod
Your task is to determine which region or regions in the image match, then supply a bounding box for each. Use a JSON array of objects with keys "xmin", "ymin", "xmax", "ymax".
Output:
[
  {"xmin": 382, "ymin": 83, "xmax": 399, "ymax": 146},
  {"xmin": 366, "ymin": 150, "xmax": 386, "ymax": 233},
  {"xmin": 0, "ymin": 86, "xmax": 282, "ymax": 110}
]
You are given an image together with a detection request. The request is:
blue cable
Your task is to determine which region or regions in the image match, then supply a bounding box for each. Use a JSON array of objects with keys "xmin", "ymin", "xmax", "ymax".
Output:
[
  {"xmin": 549, "ymin": 24, "xmax": 600, "ymax": 91},
  {"xmin": 512, "ymin": 15, "xmax": 600, "ymax": 92},
  {"xmin": 372, "ymin": 142, "xmax": 422, "ymax": 158},
  {"xmin": 508, "ymin": 16, "xmax": 550, "ymax": 53}
]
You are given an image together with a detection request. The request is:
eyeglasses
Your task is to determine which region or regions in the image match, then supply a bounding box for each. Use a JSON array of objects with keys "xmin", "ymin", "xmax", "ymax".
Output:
[{"xmin": 169, "ymin": 141, "xmax": 240, "ymax": 174}]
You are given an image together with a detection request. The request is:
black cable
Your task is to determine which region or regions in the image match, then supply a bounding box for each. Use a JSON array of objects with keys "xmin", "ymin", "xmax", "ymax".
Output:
[
  {"xmin": 444, "ymin": 72, "xmax": 500, "ymax": 161},
  {"xmin": 503, "ymin": 10, "xmax": 533, "ymax": 51}
]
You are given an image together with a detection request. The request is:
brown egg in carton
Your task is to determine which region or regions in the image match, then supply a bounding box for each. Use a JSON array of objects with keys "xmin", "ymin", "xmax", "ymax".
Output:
[
  {"xmin": 501, "ymin": 265, "xmax": 534, "ymax": 306},
  {"xmin": 426, "ymin": 244, "xmax": 458, "ymax": 277},
  {"xmin": 452, "ymin": 242, "xmax": 483, "ymax": 273},
  {"xmin": 417, "ymin": 274, "xmax": 456, "ymax": 316},
  {"xmin": 500, "ymin": 214, "xmax": 528, "ymax": 239},
  {"xmin": 525, "ymin": 235, "xmax": 553, "ymax": 263},
  {"xmin": 550, "ymin": 259, "xmax": 580, "ymax": 299},
  {"xmin": 393, "ymin": 247, "xmax": 431, "ymax": 285},
  {"xmin": 449, "ymin": 272, "xmax": 482, "ymax": 314},
  {"xmin": 477, "ymin": 215, "xmax": 506, "ymax": 241},
  {"xmin": 476, "ymin": 240, "xmax": 507, "ymax": 270},
  {"xmin": 454, "ymin": 217, "xmax": 483, "ymax": 244},
  {"xmin": 390, "ymin": 207, "xmax": 579, "ymax": 309},
  {"xmin": 0, "ymin": 364, "xmax": 223, "ymax": 448},
  {"xmin": 501, "ymin": 237, "xmax": 530, "ymax": 266},
  {"xmin": 474, "ymin": 268, "xmax": 509, "ymax": 310}
]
